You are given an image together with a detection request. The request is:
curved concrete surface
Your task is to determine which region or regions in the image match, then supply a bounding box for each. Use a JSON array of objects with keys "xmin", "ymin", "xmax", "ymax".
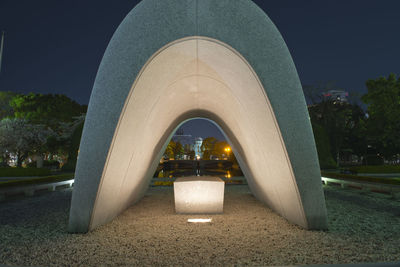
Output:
[{"xmin": 68, "ymin": 0, "xmax": 327, "ymax": 233}]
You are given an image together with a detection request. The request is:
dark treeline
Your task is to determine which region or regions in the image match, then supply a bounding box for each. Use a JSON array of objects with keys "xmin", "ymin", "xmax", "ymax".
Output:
[
  {"xmin": 306, "ymin": 73, "xmax": 400, "ymax": 169},
  {"xmin": 1, "ymin": 73, "xmax": 399, "ymax": 171}
]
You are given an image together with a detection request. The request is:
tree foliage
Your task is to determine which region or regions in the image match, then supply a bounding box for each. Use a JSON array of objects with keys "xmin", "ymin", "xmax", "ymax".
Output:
[
  {"xmin": 164, "ymin": 140, "xmax": 176, "ymax": 159},
  {"xmin": 164, "ymin": 140, "xmax": 185, "ymax": 159},
  {"xmin": 311, "ymin": 123, "xmax": 336, "ymax": 169},
  {"xmin": 10, "ymin": 93, "xmax": 87, "ymax": 131},
  {"xmin": 214, "ymin": 141, "xmax": 230, "ymax": 159},
  {"xmin": 174, "ymin": 141, "xmax": 184, "ymax": 159},
  {"xmin": 307, "ymin": 74, "xmax": 400, "ymax": 166},
  {"xmin": 200, "ymin": 138, "xmax": 233, "ymax": 160},
  {"xmin": 201, "ymin": 137, "xmax": 218, "ymax": 160},
  {"xmin": 0, "ymin": 91, "xmax": 17, "ymax": 120},
  {"xmin": 308, "ymin": 100, "xmax": 366, "ymax": 166},
  {"xmin": 0, "ymin": 92, "xmax": 86, "ymax": 167},
  {"xmin": 362, "ymin": 73, "xmax": 400, "ymax": 158},
  {"xmin": 60, "ymin": 118, "xmax": 85, "ymax": 171}
]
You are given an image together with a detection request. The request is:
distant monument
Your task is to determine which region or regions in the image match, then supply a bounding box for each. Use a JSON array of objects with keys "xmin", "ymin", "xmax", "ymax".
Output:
[
  {"xmin": 68, "ymin": 0, "xmax": 328, "ymax": 233},
  {"xmin": 194, "ymin": 137, "xmax": 203, "ymax": 159}
]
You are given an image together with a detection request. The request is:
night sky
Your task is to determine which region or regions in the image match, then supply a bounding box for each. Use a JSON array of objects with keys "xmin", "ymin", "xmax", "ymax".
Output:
[{"xmin": 1, "ymin": 0, "xmax": 399, "ymax": 140}]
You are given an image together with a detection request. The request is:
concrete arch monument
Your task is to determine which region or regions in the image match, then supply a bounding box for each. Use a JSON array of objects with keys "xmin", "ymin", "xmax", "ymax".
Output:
[{"xmin": 68, "ymin": 0, "xmax": 328, "ymax": 233}]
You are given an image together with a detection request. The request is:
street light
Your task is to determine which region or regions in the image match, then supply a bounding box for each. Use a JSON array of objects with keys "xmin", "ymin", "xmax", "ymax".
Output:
[{"xmin": 224, "ymin": 147, "xmax": 231, "ymax": 160}]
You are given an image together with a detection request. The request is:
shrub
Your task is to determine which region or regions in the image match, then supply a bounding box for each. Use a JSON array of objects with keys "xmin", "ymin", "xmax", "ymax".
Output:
[
  {"xmin": 0, "ymin": 161, "xmax": 9, "ymax": 168},
  {"xmin": 26, "ymin": 161, "xmax": 36, "ymax": 168},
  {"xmin": 43, "ymin": 160, "xmax": 60, "ymax": 168},
  {"xmin": 26, "ymin": 160, "xmax": 60, "ymax": 169}
]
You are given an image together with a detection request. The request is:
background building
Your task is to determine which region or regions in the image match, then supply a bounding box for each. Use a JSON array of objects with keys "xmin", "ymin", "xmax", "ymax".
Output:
[{"xmin": 322, "ymin": 90, "xmax": 349, "ymax": 103}]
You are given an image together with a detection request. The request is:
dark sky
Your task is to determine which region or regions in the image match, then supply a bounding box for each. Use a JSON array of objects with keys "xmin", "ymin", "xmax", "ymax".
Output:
[{"xmin": 0, "ymin": 0, "xmax": 399, "ymax": 140}]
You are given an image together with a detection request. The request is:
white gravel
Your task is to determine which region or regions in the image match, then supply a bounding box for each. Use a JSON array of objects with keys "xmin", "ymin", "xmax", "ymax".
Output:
[{"xmin": 0, "ymin": 184, "xmax": 399, "ymax": 266}]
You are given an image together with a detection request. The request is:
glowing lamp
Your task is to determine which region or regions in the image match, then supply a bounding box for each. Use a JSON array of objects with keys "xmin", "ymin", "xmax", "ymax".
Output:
[
  {"xmin": 174, "ymin": 176, "xmax": 224, "ymax": 214},
  {"xmin": 187, "ymin": 218, "xmax": 212, "ymax": 223}
]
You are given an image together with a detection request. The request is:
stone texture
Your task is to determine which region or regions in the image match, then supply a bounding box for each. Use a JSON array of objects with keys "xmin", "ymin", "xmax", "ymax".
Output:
[{"xmin": 174, "ymin": 176, "xmax": 225, "ymax": 214}]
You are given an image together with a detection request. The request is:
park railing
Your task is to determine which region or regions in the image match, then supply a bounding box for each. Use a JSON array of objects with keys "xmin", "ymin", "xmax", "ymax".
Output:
[
  {"xmin": 321, "ymin": 176, "xmax": 400, "ymax": 199},
  {"xmin": 0, "ymin": 178, "xmax": 74, "ymax": 201}
]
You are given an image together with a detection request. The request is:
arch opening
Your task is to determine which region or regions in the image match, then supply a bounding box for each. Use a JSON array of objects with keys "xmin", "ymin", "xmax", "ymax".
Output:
[{"xmin": 156, "ymin": 117, "xmax": 244, "ymax": 178}]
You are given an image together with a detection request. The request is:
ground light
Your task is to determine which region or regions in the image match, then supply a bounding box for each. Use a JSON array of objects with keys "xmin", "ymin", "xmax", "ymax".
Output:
[{"xmin": 187, "ymin": 218, "xmax": 212, "ymax": 223}]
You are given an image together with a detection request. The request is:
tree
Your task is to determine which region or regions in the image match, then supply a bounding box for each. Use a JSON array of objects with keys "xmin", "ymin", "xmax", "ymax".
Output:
[
  {"xmin": 308, "ymin": 99, "xmax": 366, "ymax": 166},
  {"xmin": 0, "ymin": 118, "xmax": 53, "ymax": 166},
  {"xmin": 58, "ymin": 115, "xmax": 85, "ymax": 170},
  {"xmin": 341, "ymin": 104, "xmax": 367, "ymax": 158},
  {"xmin": 201, "ymin": 137, "xmax": 218, "ymax": 160},
  {"xmin": 173, "ymin": 141, "xmax": 184, "ymax": 159},
  {"xmin": 164, "ymin": 140, "xmax": 176, "ymax": 159},
  {"xmin": 0, "ymin": 91, "xmax": 18, "ymax": 120},
  {"xmin": 7, "ymin": 93, "xmax": 87, "ymax": 167},
  {"xmin": 214, "ymin": 141, "xmax": 230, "ymax": 159},
  {"xmin": 362, "ymin": 73, "xmax": 400, "ymax": 159},
  {"xmin": 163, "ymin": 140, "xmax": 185, "ymax": 159},
  {"xmin": 10, "ymin": 93, "xmax": 87, "ymax": 131}
]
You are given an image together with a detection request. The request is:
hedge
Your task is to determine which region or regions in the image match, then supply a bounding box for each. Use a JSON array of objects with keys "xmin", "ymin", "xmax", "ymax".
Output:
[
  {"xmin": 0, "ymin": 173, "xmax": 74, "ymax": 188},
  {"xmin": 0, "ymin": 167, "xmax": 51, "ymax": 177},
  {"xmin": 349, "ymin": 165, "xmax": 400, "ymax": 174},
  {"xmin": 26, "ymin": 160, "xmax": 60, "ymax": 169},
  {"xmin": 321, "ymin": 171, "xmax": 400, "ymax": 186}
]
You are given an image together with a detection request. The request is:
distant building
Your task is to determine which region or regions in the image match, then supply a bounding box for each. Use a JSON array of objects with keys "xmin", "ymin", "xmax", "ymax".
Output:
[
  {"xmin": 322, "ymin": 90, "xmax": 349, "ymax": 103},
  {"xmin": 172, "ymin": 128, "xmax": 193, "ymax": 146}
]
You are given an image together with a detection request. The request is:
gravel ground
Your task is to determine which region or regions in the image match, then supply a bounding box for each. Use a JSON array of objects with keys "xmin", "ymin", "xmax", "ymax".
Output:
[{"xmin": 0, "ymin": 184, "xmax": 399, "ymax": 266}]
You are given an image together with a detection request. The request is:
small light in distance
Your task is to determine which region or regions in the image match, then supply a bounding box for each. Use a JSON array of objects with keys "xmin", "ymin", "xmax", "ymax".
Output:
[{"xmin": 187, "ymin": 218, "xmax": 212, "ymax": 223}]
